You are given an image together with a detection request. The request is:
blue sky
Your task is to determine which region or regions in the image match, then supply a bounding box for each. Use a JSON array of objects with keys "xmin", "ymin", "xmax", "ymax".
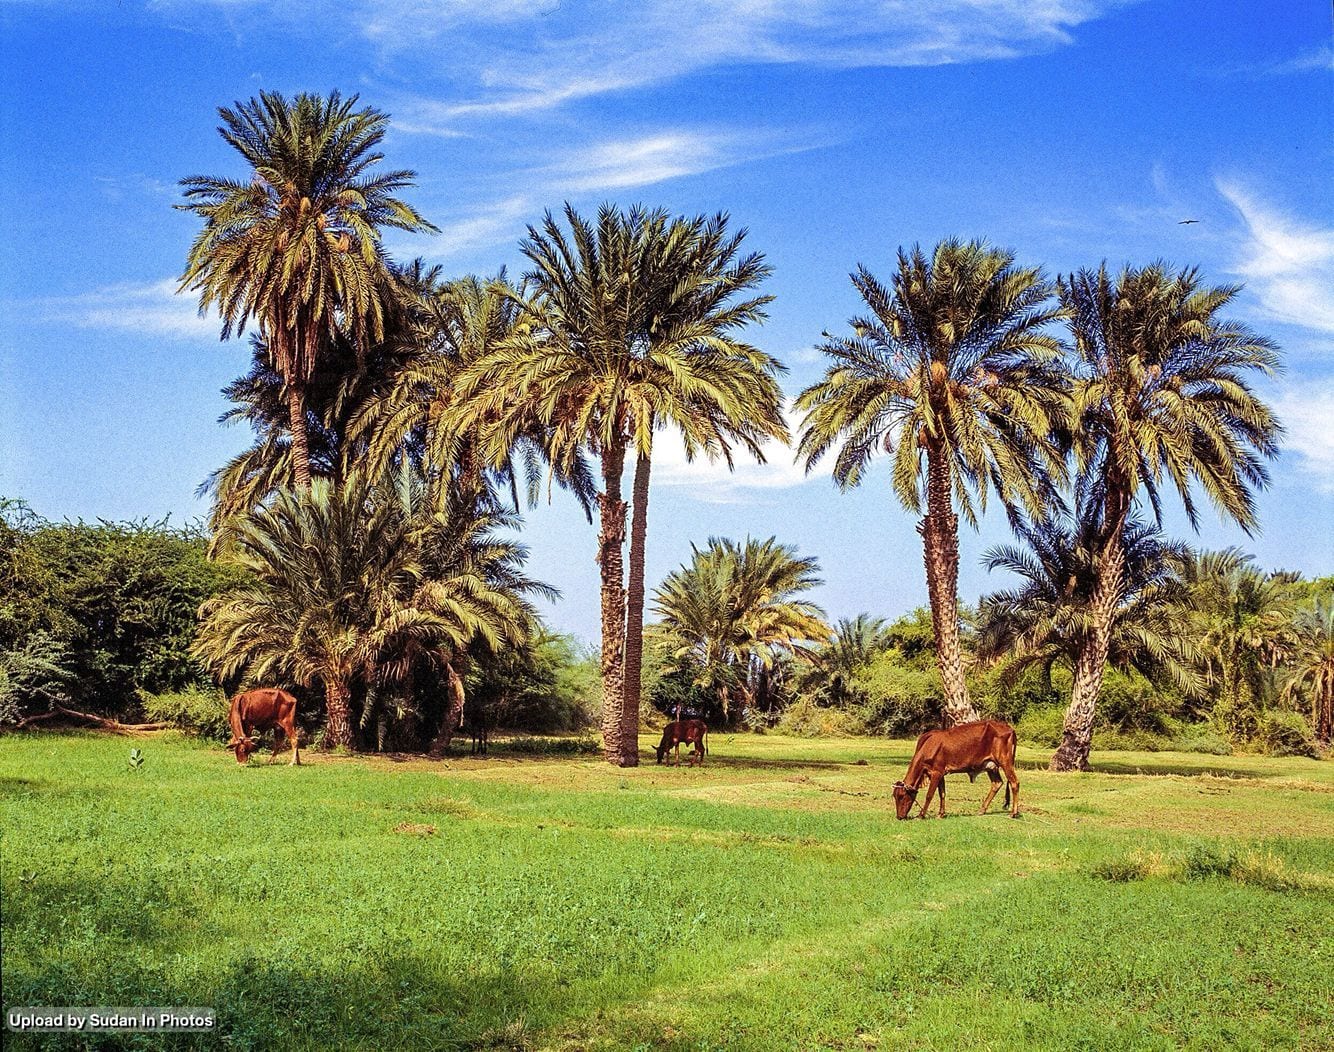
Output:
[{"xmin": 1, "ymin": 0, "xmax": 1331, "ymax": 644}]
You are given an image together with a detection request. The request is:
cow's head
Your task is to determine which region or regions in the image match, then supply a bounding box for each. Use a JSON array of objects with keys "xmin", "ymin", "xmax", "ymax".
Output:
[
  {"xmin": 227, "ymin": 736, "xmax": 258, "ymax": 764},
  {"xmin": 655, "ymin": 743, "xmax": 667, "ymax": 764},
  {"xmin": 892, "ymin": 780, "xmax": 918, "ymax": 820}
]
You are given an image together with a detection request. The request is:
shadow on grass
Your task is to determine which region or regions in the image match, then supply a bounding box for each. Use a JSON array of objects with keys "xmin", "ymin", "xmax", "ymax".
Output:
[
  {"xmin": 1086, "ymin": 757, "xmax": 1301, "ymax": 780},
  {"xmin": 4, "ymin": 954, "xmax": 548, "ymax": 1051}
]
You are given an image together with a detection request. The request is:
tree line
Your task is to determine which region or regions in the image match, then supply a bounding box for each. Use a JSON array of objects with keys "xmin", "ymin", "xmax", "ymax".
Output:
[{"xmin": 5, "ymin": 89, "xmax": 1328, "ymax": 768}]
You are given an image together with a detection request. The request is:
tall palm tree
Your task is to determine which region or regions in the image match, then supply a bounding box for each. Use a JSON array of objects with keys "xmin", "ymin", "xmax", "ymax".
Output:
[
  {"xmin": 653, "ymin": 537, "xmax": 828, "ymax": 723},
  {"xmin": 179, "ymin": 91, "xmax": 435, "ymax": 489},
  {"xmin": 1284, "ymin": 599, "xmax": 1334, "ymax": 745},
  {"xmin": 976, "ymin": 487, "xmax": 1199, "ymax": 698},
  {"xmin": 454, "ymin": 205, "xmax": 785, "ymax": 765},
  {"xmin": 797, "ymin": 239, "xmax": 1068, "ymax": 727},
  {"xmin": 1051, "ymin": 264, "xmax": 1282, "ymax": 769},
  {"xmin": 351, "ymin": 265, "xmax": 597, "ymax": 516}
]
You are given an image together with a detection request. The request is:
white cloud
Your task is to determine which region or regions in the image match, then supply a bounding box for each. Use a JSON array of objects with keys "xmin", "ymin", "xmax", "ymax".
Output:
[
  {"xmin": 1275, "ymin": 382, "xmax": 1334, "ymax": 492},
  {"xmin": 1218, "ymin": 181, "xmax": 1334, "ymax": 336},
  {"xmin": 28, "ymin": 279, "xmax": 219, "ymax": 340},
  {"xmin": 648, "ymin": 401, "xmax": 813, "ymax": 503},
  {"xmin": 1215, "ymin": 45, "xmax": 1334, "ymax": 79}
]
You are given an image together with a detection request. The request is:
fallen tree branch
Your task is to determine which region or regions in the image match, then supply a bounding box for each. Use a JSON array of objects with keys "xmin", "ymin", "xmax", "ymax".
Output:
[{"xmin": 14, "ymin": 707, "xmax": 171, "ymax": 733}]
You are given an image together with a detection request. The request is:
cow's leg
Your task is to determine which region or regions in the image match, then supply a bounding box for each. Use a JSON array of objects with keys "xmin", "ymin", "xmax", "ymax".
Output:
[
  {"xmin": 1003, "ymin": 761, "xmax": 1020, "ymax": 817},
  {"xmin": 917, "ymin": 775, "xmax": 941, "ymax": 819},
  {"xmin": 980, "ymin": 769, "xmax": 1002, "ymax": 814},
  {"xmin": 936, "ymin": 773, "xmax": 947, "ymax": 818}
]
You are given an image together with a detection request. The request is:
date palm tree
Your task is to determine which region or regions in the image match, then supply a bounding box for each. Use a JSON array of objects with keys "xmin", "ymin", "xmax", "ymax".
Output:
[
  {"xmin": 1051, "ymin": 264, "xmax": 1282, "ymax": 769},
  {"xmin": 1284, "ymin": 599, "xmax": 1334, "ymax": 745},
  {"xmin": 194, "ymin": 467, "xmax": 542, "ymax": 749},
  {"xmin": 351, "ymin": 265, "xmax": 597, "ymax": 516},
  {"xmin": 653, "ymin": 537, "xmax": 828, "ymax": 724},
  {"xmin": 454, "ymin": 205, "xmax": 785, "ymax": 764},
  {"xmin": 797, "ymin": 239, "xmax": 1068, "ymax": 726},
  {"xmin": 1178, "ymin": 549, "xmax": 1297, "ymax": 741},
  {"xmin": 976, "ymin": 485, "xmax": 1199, "ymax": 698},
  {"xmin": 179, "ymin": 91, "xmax": 435, "ymax": 489}
]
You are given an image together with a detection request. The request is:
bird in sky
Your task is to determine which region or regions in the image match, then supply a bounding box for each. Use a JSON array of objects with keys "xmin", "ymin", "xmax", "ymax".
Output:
[{"xmin": 1178, "ymin": 219, "xmax": 1200, "ymax": 225}]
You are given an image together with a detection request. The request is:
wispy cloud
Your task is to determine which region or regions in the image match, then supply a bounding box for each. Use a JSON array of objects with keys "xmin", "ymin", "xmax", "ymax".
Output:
[
  {"xmin": 550, "ymin": 129, "xmax": 812, "ymax": 193},
  {"xmin": 1217, "ymin": 180, "xmax": 1334, "ymax": 336},
  {"xmin": 1215, "ymin": 44, "xmax": 1334, "ymax": 79},
  {"xmin": 1276, "ymin": 381, "xmax": 1334, "ymax": 492},
  {"xmin": 155, "ymin": 0, "xmax": 1135, "ymax": 125},
  {"xmin": 27, "ymin": 279, "xmax": 218, "ymax": 340}
]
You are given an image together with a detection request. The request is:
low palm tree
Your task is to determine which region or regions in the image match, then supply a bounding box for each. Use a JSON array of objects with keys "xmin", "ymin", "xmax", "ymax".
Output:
[
  {"xmin": 1284, "ymin": 600, "xmax": 1334, "ymax": 744},
  {"xmin": 454, "ymin": 205, "xmax": 784, "ymax": 765},
  {"xmin": 194, "ymin": 467, "xmax": 543, "ymax": 749},
  {"xmin": 653, "ymin": 537, "xmax": 828, "ymax": 724},
  {"xmin": 1052, "ymin": 264, "xmax": 1282, "ymax": 769},
  {"xmin": 1179, "ymin": 549, "xmax": 1298, "ymax": 740},
  {"xmin": 179, "ymin": 91, "xmax": 435, "ymax": 489},
  {"xmin": 798, "ymin": 239, "xmax": 1069, "ymax": 726},
  {"xmin": 798, "ymin": 615, "xmax": 893, "ymax": 708}
]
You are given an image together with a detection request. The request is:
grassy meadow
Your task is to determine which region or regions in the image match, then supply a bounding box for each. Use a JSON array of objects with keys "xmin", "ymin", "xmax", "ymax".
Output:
[{"xmin": 2, "ymin": 731, "xmax": 1332, "ymax": 1050}]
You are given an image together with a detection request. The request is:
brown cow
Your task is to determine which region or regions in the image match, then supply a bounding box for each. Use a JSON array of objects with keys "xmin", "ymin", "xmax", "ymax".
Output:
[
  {"xmin": 226, "ymin": 688, "xmax": 300, "ymax": 766},
  {"xmin": 655, "ymin": 719, "xmax": 708, "ymax": 766},
  {"xmin": 892, "ymin": 720, "xmax": 1019, "ymax": 819}
]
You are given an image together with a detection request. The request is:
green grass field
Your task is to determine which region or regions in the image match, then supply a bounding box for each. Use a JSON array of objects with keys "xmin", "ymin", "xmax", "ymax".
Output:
[{"xmin": 2, "ymin": 731, "xmax": 1331, "ymax": 1050}]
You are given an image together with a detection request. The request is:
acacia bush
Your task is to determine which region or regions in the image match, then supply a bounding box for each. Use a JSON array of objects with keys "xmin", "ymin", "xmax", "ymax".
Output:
[
  {"xmin": 1254, "ymin": 710, "xmax": 1319, "ymax": 758},
  {"xmin": 140, "ymin": 687, "xmax": 232, "ymax": 742}
]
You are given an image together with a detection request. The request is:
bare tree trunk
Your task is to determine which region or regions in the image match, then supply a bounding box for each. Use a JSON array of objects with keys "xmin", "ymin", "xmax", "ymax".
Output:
[
  {"xmin": 1051, "ymin": 488, "xmax": 1129, "ymax": 771},
  {"xmin": 597, "ymin": 441, "xmax": 630, "ymax": 766},
  {"xmin": 621, "ymin": 450, "xmax": 652, "ymax": 766},
  {"xmin": 324, "ymin": 678, "xmax": 353, "ymax": 749},
  {"xmin": 920, "ymin": 443, "xmax": 979, "ymax": 726},
  {"xmin": 429, "ymin": 661, "xmax": 467, "ymax": 757}
]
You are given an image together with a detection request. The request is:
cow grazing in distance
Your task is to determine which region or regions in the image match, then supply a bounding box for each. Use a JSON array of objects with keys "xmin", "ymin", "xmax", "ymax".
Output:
[
  {"xmin": 655, "ymin": 720, "xmax": 709, "ymax": 766},
  {"xmin": 892, "ymin": 720, "xmax": 1019, "ymax": 819},
  {"xmin": 226, "ymin": 688, "xmax": 300, "ymax": 766}
]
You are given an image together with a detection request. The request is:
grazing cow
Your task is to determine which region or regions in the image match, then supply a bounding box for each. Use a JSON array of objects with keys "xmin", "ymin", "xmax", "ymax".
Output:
[
  {"xmin": 461, "ymin": 704, "xmax": 490, "ymax": 757},
  {"xmin": 226, "ymin": 688, "xmax": 300, "ymax": 766},
  {"xmin": 892, "ymin": 720, "xmax": 1019, "ymax": 819},
  {"xmin": 655, "ymin": 719, "xmax": 709, "ymax": 766}
]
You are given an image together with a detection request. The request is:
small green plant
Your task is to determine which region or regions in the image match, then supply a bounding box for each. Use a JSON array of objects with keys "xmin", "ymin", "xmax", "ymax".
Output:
[
  {"xmin": 1182, "ymin": 842, "xmax": 1235, "ymax": 880},
  {"xmin": 127, "ymin": 747, "xmax": 145, "ymax": 772}
]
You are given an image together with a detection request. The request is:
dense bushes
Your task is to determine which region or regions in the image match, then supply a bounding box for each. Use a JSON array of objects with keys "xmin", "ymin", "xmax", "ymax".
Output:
[{"xmin": 0, "ymin": 502, "xmax": 244, "ymax": 725}]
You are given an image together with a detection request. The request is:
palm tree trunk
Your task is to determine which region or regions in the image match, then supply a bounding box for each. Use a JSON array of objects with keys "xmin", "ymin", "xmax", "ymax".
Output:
[
  {"xmin": 1051, "ymin": 490, "xmax": 1129, "ymax": 771},
  {"xmin": 286, "ymin": 382, "xmax": 313, "ymax": 490},
  {"xmin": 920, "ymin": 442, "xmax": 979, "ymax": 725},
  {"xmin": 429, "ymin": 660, "xmax": 466, "ymax": 757},
  {"xmin": 621, "ymin": 450, "xmax": 652, "ymax": 766},
  {"xmin": 324, "ymin": 678, "xmax": 353, "ymax": 749},
  {"xmin": 597, "ymin": 440, "xmax": 630, "ymax": 765}
]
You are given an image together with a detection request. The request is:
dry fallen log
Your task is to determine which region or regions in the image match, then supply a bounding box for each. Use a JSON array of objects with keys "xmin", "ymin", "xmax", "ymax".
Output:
[{"xmin": 13, "ymin": 706, "xmax": 170, "ymax": 733}]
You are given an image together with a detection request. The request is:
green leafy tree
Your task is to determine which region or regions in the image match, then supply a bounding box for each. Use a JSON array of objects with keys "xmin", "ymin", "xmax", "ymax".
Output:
[
  {"xmin": 1052, "ymin": 264, "xmax": 1282, "ymax": 769},
  {"xmin": 179, "ymin": 91, "xmax": 435, "ymax": 489},
  {"xmin": 798, "ymin": 240, "xmax": 1068, "ymax": 726},
  {"xmin": 455, "ymin": 205, "xmax": 784, "ymax": 764}
]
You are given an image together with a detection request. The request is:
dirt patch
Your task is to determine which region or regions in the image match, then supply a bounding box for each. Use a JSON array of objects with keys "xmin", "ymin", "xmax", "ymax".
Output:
[{"xmin": 392, "ymin": 822, "xmax": 437, "ymax": 836}]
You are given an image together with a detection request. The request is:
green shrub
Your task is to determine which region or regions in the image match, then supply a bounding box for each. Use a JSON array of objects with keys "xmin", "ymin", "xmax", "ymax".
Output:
[
  {"xmin": 1016, "ymin": 705, "xmax": 1066, "ymax": 748},
  {"xmin": 496, "ymin": 735, "xmax": 601, "ymax": 756},
  {"xmin": 140, "ymin": 687, "xmax": 231, "ymax": 742},
  {"xmin": 774, "ymin": 697, "xmax": 866, "ymax": 738},
  {"xmin": 853, "ymin": 657, "xmax": 942, "ymax": 736},
  {"xmin": 1183, "ymin": 842, "xmax": 1236, "ymax": 880},
  {"xmin": 1167, "ymin": 721, "xmax": 1232, "ymax": 756},
  {"xmin": 1092, "ymin": 726, "xmax": 1171, "ymax": 752},
  {"xmin": 1255, "ymin": 710, "xmax": 1319, "ymax": 758}
]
